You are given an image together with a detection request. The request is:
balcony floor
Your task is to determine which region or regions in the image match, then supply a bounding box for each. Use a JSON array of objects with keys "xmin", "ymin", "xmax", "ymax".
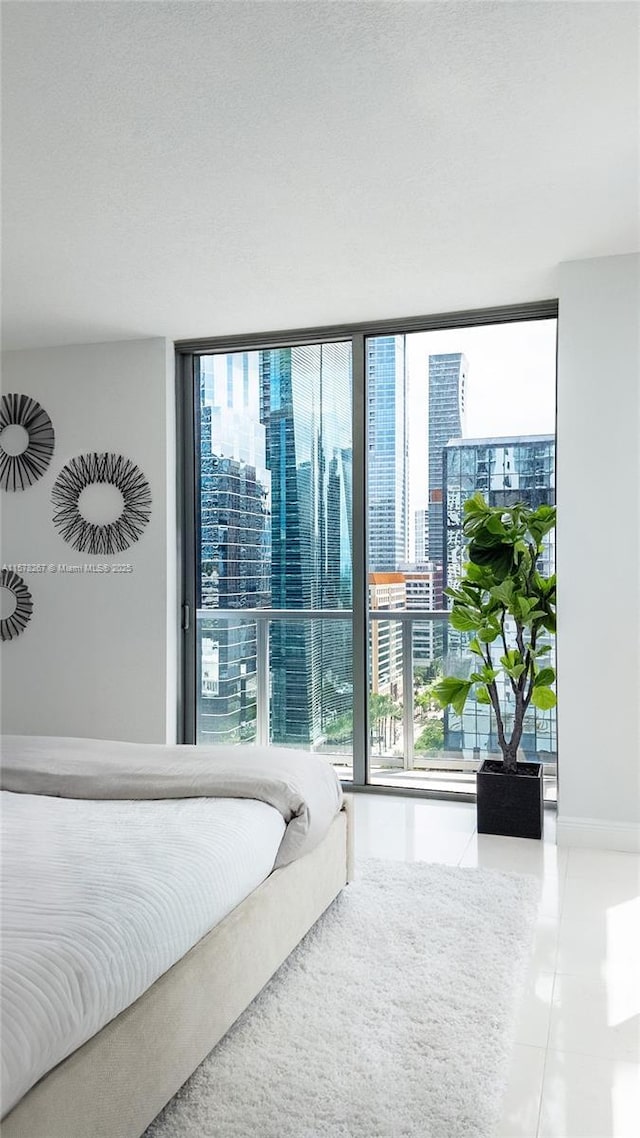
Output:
[{"xmin": 334, "ymin": 763, "xmax": 557, "ymax": 801}]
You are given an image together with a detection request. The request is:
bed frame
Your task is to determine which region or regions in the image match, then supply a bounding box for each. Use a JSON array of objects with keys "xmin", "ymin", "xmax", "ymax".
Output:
[{"xmin": 2, "ymin": 799, "xmax": 353, "ymax": 1138}]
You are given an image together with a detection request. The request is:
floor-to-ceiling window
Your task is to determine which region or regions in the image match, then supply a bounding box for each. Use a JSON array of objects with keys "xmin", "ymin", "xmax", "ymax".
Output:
[
  {"xmin": 179, "ymin": 303, "xmax": 557, "ymax": 803},
  {"xmin": 192, "ymin": 341, "xmax": 354, "ymax": 777},
  {"xmin": 365, "ymin": 320, "xmax": 557, "ymax": 801}
]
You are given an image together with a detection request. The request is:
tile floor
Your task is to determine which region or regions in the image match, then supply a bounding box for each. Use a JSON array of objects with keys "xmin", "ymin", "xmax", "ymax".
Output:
[{"xmin": 349, "ymin": 793, "xmax": 640, "ymax": 1138}]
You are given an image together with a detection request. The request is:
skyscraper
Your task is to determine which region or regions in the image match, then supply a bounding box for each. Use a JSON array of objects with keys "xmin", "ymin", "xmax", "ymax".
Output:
[
  {"xmin": 428, "ymin": 353, "xmax": 467, "ymax": 577},
  {"xmin": 443, "ymin": 434, "xmax": 556, "ymax": 760},
  {"xmin": 198, "ymin": 353, "xmax": 271, "ymax": 744},
  {"xmin": 403, "ymin": 565, "xmax": 438, "ymax": 664},
  {"xmin": 414, "ymin": 508, "xmax": 429, "ymax": 564},
  {"xmin": 367, "ymin": 336, "xmax": 408, "ymax": 571},
  {"xmin": 368, "ymin": 572, "xmax": 405, "ymax": 698},
  {"xmin": 260, "ymin": 343, "xmax": 353, "ymax": 746},
  {"xmin": 443, "ymin": 435, "xmax": 555, "ymax": 593}
]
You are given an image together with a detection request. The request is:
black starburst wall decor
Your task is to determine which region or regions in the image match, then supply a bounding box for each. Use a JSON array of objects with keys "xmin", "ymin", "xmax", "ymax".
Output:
[
  {"xmin": 0, "ymin": 570, "xmax": 33, "ymax": 641},
  {"xmin": 0, "ymin": 393, "xmax": 55, "ymax": 491},
  {"xmin": 51, "ymin": 453, "xmax": 152, "ymax": 555}
]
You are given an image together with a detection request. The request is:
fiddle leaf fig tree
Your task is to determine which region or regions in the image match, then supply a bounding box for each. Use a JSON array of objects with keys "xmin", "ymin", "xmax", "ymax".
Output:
[{"xmin": 433, "ymin": 493, "xmax": 557, "ymax": 774}]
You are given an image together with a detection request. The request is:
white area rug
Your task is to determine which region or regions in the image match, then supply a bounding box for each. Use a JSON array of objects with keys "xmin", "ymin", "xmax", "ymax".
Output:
[{"xmin": 144, "ymin": 859, "xmax": 540, "ymax": 1138}]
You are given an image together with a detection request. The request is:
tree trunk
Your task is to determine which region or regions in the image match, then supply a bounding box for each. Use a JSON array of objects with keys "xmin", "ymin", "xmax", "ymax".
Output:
[
  {"xmin": 502, "ymin": 690, "xmax": 526, "ymax": 773},
  {"xmin": 501, "ymin": 745, "xmax": 519, "ymax": 773}
]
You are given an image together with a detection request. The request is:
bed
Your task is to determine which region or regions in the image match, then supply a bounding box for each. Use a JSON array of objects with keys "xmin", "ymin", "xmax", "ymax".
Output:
[{"xmin": 0, "ymin": 735, "xmax": 353, "ymax": 1138}]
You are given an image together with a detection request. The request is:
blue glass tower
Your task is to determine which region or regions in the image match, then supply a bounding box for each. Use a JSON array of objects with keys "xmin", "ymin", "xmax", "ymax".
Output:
[
  {"xmin": 260, "ymin": 343, "xmax": 353, "ymax": 745},
  {"xmin": 198, "ymin": 353, "xmax": 271, "ymax": 743},
  {"xmin": 428, "ymin": 353, "xmax": 467, "ymax": 577},
  {"xmin": 367, "ymin": 336, "xmax": 408, "ymax": 572}
]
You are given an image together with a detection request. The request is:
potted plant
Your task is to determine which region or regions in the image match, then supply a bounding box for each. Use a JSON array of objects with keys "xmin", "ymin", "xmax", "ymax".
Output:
[{"xmin": 433, "ymin": 493, "xmax": 557, "ymax": 839}]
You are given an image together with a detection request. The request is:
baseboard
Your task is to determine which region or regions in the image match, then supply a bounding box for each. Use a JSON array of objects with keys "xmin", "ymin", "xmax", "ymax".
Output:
[{"xmin": 556, "ymin": 815, "xmax": 640, "ymax": 853}]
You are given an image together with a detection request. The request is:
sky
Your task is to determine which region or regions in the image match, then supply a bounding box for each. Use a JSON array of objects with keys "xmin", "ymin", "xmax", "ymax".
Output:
[{"xmin": 405, "ymin": 317, "xmax": 557, "ymax": 520}]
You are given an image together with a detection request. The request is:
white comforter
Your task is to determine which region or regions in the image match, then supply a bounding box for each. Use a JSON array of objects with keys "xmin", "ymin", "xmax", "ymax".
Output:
[
  {"xmin": 1, "ymin": 734, "xmax": 343, "ymax": 868},
  {"xmin": 1, "ymin": 790, "xmax": 286, "ymax": 1117}
]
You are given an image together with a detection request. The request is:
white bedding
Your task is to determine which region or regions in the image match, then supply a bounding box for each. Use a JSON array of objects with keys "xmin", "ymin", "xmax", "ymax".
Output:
[
  {"xmin": 1, "ymin": 734, "xmax": 343, "ymax": 868},
  {"xmin": 0, "ymin": 790, "xmax": 286, "ymax": 1117}
]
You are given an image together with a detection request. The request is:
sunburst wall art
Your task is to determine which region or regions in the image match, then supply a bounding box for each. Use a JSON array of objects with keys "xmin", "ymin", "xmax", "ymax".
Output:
[
  {"xmin": 0, "ymin": 393, "xmax": 55, "ymax": 491},
  {"xmin": 0, "ymin": 569, "xmax": 34, "ymax": 641},
  {"xmin": 51, "ymin": 452, "xmax": 152, "ymax": 555}
]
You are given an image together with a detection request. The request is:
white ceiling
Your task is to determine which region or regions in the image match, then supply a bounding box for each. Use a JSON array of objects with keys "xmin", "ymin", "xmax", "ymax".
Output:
[{"xmin": 2, "ymin": 1, "xmax": 638, "ymax": 351}]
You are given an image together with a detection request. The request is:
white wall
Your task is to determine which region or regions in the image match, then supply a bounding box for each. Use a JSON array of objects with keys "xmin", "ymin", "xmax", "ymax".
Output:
[
  {"xmin": 0, "ymin": 338, "xmax": 177, "ymax": 743},
  {"xmin": 556, "ymin": 253, "xmax": 640, "ymax": 850}
]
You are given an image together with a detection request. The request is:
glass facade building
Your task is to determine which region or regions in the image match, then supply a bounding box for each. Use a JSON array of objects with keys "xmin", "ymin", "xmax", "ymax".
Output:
[
  {"xmin": 199, "ymin": 344, "xmax": 353, "ymax": 749},
  {"xmin": 414, "ymin": 508, "xmax": 429, "ymax": 564},
  {"xmin": 404, "ymin": 566, "xmax": 438, "ymax": 664},
  {"xmin": 428, "ymin": 353, "xmax": 467, "ymax": 579},
  {"xmin": 198, "ymin": 354, "xmax": 271, "ymax": 743},
  {"xmin": 367, "ymin": 336, "xmax": 408, "ymax": 572},
  {"xmin": 259, "ymin": 343, "xmax": 353, "ymax": 746}
]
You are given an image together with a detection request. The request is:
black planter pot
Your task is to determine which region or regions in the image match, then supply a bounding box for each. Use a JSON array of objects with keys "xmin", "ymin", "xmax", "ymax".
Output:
[{"xmin": 476, "ymin": 759, "xmax": 543, "ymax": 839}]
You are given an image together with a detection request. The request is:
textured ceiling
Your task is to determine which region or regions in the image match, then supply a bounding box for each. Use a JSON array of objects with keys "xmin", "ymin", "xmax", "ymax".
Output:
[{"xmin": 1, "ymin": 1, "xmax": 638, "ymax": 350}]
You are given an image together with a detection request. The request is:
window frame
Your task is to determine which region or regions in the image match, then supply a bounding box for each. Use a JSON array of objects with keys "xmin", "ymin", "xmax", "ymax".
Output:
[{"xmin": 176, "ymin": 298, "xmax": 558, "ymax": 800}]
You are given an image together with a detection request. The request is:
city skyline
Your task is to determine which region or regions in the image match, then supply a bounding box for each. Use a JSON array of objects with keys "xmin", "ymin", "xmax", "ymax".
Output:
[
  {"xmin": 406, "ymin": 319, "xmax": 557, "ymax": 528},
  {"xmin": 198, "ymin": 344, "xmax": 353, "ymax": 747},
  {"xmin": 198, "ymin": 325, "xmax": 558, "ymax": 599},
  {"xmin": 196, "ymin": 319, "xmax": 557, "ymax": 765}
]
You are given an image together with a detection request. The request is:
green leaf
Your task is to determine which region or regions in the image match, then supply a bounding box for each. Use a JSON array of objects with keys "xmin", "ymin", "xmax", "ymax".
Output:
[
  {"xmin": 531, "ymin": 686, "xmax": 557, "ymax": 710},
  {"xmin": 464, "ymin": 561, "xmax": 493, "ymax": 585},
  {"xmin": 463, "ymin": 493, "xmax": 488, "ymax": 516},
  {"xmin": 490, "ymin": 581, "xmax": 514, "ymax": 605},
  {"xmin": 446, "ymin": 584, "xmax": 481, "ymax": 603},
  {"xmin": 468, "ymin": 637, "xmax": 484, "ymax": 657},
  {"xmin": 535, "ymin": 645, "xmax": 552, "ymax": 656},
  {"xmin": 470, "ymin": 667, "xmax": 497, "ymax": 684},
  {"xmin": 451, "ymin": 687, "xmax": 472, "ymax": 716},
  {"xmin": 475, "ymin": 686, "xmax": 491, "ymax": 704},
  {"xmin": 432, "ymin": 677, "xmax": 472, "ymax": 716},
  {"xmin": 486, "ymin": 514, "xmax": 507, "ymax": 536},
  {"xmin": 477, "ymin": 624, "xmax": 500, "ymax": 643},
  {"xmin": 534, "ymin": 667, "xmax": 556, "ymax": 687},
  {"xmin": 450, "ymin": 607, "xmax": 481, "ymax": 632},
  {"xmin": 468, "ymin": 540, "xmax": 515, "ymax": 579},
  {"xmin": 528, "ymin": 506, "xmax": 556, "ymax": 542},
  {"xmin": 511, "ymin": 595, "xmax": 532, "ymax": 620}
]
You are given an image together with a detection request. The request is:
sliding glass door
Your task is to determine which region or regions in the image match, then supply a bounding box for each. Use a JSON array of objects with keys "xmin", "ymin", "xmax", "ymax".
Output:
[
  {"xmin": 180, "ymin": 303, "xmax": 557, "ymax": 802},
  {"xmin": 365, "ymin": 321, "xmax": 557, "ymax": 801}
]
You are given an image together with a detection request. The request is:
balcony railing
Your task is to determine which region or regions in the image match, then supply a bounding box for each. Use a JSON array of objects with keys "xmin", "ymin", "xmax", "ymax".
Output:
[
  {"xmin": 197, "ymin": 609, "xmax": 555, "ymax": 805},
  {"xmin": 196, "ymin": 608, "xmax": 558, "ymax": 791}
]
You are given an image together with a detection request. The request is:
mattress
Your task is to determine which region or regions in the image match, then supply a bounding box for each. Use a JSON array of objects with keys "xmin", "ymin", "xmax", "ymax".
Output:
[{"xmin": 0, "ymin": 790, "xmax": 286, "ymax": 1116}]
